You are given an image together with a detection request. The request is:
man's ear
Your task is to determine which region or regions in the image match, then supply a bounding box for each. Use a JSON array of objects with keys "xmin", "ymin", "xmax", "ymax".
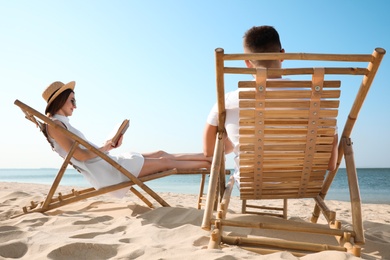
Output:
[
  {"xmin": 245, "ymin": 60, "xmax": 253, "ymax": 68},
  {"xmin": 280, "ymin": 48, "xmax": 285, "ymax": 62}
]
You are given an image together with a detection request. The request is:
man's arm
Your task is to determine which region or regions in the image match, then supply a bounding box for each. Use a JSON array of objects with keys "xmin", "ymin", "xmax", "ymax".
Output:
[
  {"xmin": 203, "ymin": 123, "xmax": 234, "ymax": 157},
  {"xmin": 203, "ymin": 123, "xmax": 217, "ymax": 157},
  {"xmin": 327, "ymin": 134, "xmax": 338, "ymax": 171}
]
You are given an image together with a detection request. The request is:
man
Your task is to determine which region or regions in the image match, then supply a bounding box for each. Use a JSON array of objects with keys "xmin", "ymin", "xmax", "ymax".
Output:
[{"xmin": 203, "ymin": 25, "xmax": 337, "ymax": 187}]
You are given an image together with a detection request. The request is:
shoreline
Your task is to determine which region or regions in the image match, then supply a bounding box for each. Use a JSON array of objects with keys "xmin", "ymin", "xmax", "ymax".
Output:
[
  {"xmin": 1, "ymin": 182, "xmax": 389, "ymax": 259},
  {"xmin": 1, "ymin": 179, "xmax": 389, "ymax": 205}
]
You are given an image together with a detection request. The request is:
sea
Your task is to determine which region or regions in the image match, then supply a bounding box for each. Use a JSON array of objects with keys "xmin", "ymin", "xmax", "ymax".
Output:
[{"xmin": 0, "ymin": 168, "xmax": 389, "ymax": 204}]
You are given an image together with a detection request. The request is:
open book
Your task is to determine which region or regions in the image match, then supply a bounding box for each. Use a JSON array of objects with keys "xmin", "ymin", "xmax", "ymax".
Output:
[{"xmin": 111, "ymin": 119, "xmax": 130, "ymax": 147}]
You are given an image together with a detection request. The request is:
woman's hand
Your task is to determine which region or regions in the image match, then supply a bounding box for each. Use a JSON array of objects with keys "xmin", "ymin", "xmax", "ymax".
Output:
[
  {"xmin": 101, "ymin": 135, "xmax": 123, "ymax": 152},
  {"xmin": 114, "ymin": 135, "xmax": 123, "ymax": 148}
]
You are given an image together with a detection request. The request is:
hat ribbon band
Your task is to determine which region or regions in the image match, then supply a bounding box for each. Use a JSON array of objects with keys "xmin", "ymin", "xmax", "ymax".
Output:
[{"xmin": 47, "ymin": 89, "xmax": 59, "ymax": 103}]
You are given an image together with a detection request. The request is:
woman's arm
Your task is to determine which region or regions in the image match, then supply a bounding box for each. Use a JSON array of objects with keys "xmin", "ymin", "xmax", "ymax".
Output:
[{"xmin": 47, "ymin": 121, "xmax": 116, "ymax": 161}]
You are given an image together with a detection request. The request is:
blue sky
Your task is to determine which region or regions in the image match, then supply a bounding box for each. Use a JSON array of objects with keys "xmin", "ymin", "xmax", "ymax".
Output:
[{"xmin": 1, "ymin": 1, "xmax": 389, "ymax": 168}]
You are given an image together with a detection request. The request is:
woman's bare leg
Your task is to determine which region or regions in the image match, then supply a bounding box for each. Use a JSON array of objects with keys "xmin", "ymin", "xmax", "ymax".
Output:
[
  {"xmin": 138, "ymin": 157, "xmax": 211, "ymax": 177},
  {"xmin": 142, "ymin": 150, "xmax": 212, "ymax": 162}
]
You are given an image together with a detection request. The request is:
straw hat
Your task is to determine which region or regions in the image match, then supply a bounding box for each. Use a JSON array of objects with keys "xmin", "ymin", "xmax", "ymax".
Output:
[{"xmin": 42, "ymin": 81, "xmax": 75, "ymax": 113}]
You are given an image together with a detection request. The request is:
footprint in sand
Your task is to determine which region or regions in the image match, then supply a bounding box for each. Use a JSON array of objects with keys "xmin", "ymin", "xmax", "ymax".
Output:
[
  {"xmin": 0, "ymin": 226, "xmax": 26, "ymax": 243},
  {"xmin": 0, "ymin": 241, "xmax": 28, "ymax": 258},
  {"xmin": 70, "ymin": 226, "xmax": 127, "ymax": 239},
  {"xmin": 47, "ymin": 242, "xmax": 118, "ymax": 259},
  {"xmin": 19, "ymin": 216, "xmax": 51, "ymax": 227},
  {"xmin": 72, "ymin": 215, "xmax": 113, "ymax": 225}
]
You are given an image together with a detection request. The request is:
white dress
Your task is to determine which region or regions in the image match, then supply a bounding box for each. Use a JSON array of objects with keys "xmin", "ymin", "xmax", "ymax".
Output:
[{"xmin": 48, "ymin": 114, "xmax": 145, "ymax": 198}]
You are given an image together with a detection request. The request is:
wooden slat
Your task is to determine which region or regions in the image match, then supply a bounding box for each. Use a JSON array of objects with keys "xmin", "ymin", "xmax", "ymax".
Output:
[
  {"xmin": 240, "ymin": 172, "xmax": 326, "ymax": 180},
  {"xmin": 225, "ymin": 67, "xmax": 368, "ymax": 77},
  {"xmin": 240, "ymin": 143, "xmax": 329, "ymax": 151},
  {"xmin": 240, "ymin": 193, "xmax": 320, "ymax": 200},
  {"xmin": 240, "ymin": 168, "xmax": 329, "ymax": 175},
  {"xmin": 240, "ymin": 170, "xmax": 327, "ymax": 178},
  {"xmin": 240, "ymin": 152, "xmax": 332, "ymax": 160},
  {"xmin": 257, "ymin": 171, "xmax": 324, "ymax": 178},
  {"xmin": 240, "ymin": 100, "xmax": 340, "ymax": 109},
  {"xmin": 239, "ymin": 90, "xmax": 341, "ymax": 99},
  {"xmin": 239, "ymin": 80, "xmax": 341, "ymax": 89},
  {"xmin": 239, "ymin": 144, "xmax": 333, "ymax": 152},
  {"xmin": 240, "ymin": 163, "xmax": 331, "ymax": 172},
  {"xmin": 259, "ymin": 179, "xmax": 325, "ymax": 185},
  {"xmin": 239, "ymin": 128, "xmax": 335, "ymax": 135},
  {"xmin": 239, "ymin": 118, "xmax": 336, "ymax": 126},
  {"xmin": 239, "ymin": 109, "xmax": 338, "ymax": 118},
  {"xmin": 250, "ymin": 171, "xmax": 326, "ymax": 179},
  {"xmin": 240, "ymin": 169, "xmax": 328, "ymax": 177},
  {"xmin": 240, "ymin": 187, "xmax": 322, "ymax": 194},
  {"xmin": 223, "ymin": 52, "xmax": 373, "ymax": 62},
  {"xmin": 239, "ymin": 136, "xmax": 334, "ymax": 144},
  {"xmin": 261, "ymin": 183, "xmax": 314, "ymax": 190}
]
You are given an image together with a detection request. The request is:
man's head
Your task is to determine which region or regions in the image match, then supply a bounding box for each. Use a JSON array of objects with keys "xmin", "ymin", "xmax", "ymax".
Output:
[{"xmin": 243, "ymin": 25, "xmax": 284, "ymax": 68}]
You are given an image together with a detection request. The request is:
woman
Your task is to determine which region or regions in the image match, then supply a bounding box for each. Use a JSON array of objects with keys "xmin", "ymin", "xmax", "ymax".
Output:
[{"xmin": 42, "ymin": 81, "xmax": 211, "ymax": 197}]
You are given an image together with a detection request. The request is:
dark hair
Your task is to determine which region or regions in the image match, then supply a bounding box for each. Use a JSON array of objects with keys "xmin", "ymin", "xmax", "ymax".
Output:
[
  {"xmin": 243, "ymin": 25, "xmax": 282, "ymax": 53},
  {"xmin": 45, "ymin": 88, "xmax": 74, "ymax": 116},
  {"xmin": 43, "ymin": 88, "xmax": 73, "ymax": 149}
]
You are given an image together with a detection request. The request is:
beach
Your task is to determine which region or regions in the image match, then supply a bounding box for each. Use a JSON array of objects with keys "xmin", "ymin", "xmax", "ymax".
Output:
[{"xmin": 0, "ymin": 182, "xmax": 389, "ymax": 260}]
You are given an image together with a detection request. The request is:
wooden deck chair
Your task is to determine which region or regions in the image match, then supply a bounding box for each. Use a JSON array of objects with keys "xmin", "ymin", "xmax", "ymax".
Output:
[
  {"xmin": 201, "ymin": 47, "xmax": 385, "ymax": 256},
  {"xmin": 13, "ymin": 99, "xmax": 212, "ymax": 218}
]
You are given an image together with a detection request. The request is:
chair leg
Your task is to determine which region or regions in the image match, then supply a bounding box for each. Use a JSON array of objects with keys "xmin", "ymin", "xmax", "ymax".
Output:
[
  {"xmin": 197, "ymin": 173, "xmax": 207, "ymax": 209},
  {"xmin": 129, "ymin": 187, "xmax": 154, "ymax": 208},
  {"xmin": 42, "ymin": 142, "xmax": 78, "ymax": 210},
  {"xmin": 201, "ymin": 134, "xmax": 225, "ymax": 231},
  {"xmin": 208, "ymin": 220, "xmax": 222, "ymax": 249},
  {"xmin": 342, "ymin": 138, "xmax": 364, "ymax": 244},
  {"xmin": 214, "ymin": 177, "xmax": 220, "ymax": 211},
  {"xmin": 283, "ymin": 198, "xmax": 288, "ymax": 219},
  {"xmin": 242, "ymin": 200, "xmax": 247, "ymax": 213}
]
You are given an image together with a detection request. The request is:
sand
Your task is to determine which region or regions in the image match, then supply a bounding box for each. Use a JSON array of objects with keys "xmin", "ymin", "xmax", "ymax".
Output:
[{"xmin": 0, "ymin": 182, "xmax": 389, "ymax": 260}]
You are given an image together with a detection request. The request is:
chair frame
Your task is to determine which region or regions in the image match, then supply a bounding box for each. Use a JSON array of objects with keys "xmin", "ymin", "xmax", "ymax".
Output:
[
  {"xmin": 13, "ymin": 100, "xmax": 212, "ymax": 218},
  {"xmin": 201, "ymin": 47, "xmax": 386, "ymax": 256}
]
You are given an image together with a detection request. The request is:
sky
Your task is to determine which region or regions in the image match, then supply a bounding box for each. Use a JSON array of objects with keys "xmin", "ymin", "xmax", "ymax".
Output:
[{"xmin": 1, "ymin": 1, "xmax": 389, "ymax": 169}]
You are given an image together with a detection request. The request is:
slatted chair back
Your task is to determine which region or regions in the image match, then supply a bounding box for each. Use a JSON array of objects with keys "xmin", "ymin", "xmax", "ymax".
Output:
[{"xmin": 238, "ymin": 68, "xmax": 339, "ymax": 200}]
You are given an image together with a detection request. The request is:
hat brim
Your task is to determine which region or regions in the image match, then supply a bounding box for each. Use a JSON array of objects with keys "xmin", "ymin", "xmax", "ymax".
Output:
[{"xmin": 45, "ymin": 81, "xmax": 75, "ymax": 114}]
